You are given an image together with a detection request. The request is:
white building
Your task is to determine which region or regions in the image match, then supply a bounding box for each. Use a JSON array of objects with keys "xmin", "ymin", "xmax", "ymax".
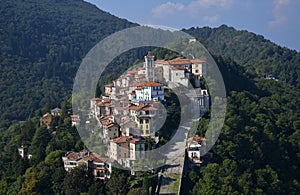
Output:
[
  {"xmin": 70, "ymin": 115, "xmax": 80, "ymax": 126},
  {"xmin": 135, "ymin": 82, "xmax": 164, "ymax": 102},
  {"xmin": 191, "ymin": 59, "xmax": 206, "ymax": 78},
  {"xmin": 154, "ymin": 57, "xmax": 207, "ymax": 87},
  {"xmin": 18, "ymin": 146, "xmax": 32, "ymax": 159},
  {"xmin": 186, "ymin": 136, "xmax": 206, "ymax": 165}
]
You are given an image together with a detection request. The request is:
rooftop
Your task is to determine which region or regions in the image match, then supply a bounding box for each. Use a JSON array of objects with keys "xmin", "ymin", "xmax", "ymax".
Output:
[
  {"xmin": 64, "ymin": 150, "xmax": 112, "ymax": 164},
  {"xmin": 112, "ymin": 136, "xmax": 144, "ymax": 144},
  {"xmin": 187, "ymin": 135, "xmax": 207, "ymax": 143},
  {"xmin": 140, "ymin": 81, "xmax": 163, "ymax": 87}
]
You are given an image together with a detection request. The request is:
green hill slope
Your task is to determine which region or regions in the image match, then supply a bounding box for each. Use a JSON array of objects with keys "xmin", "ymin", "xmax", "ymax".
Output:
[
  {"xmin": 0, "ymin": 0, "xmax": 136, "ymax": 126},
  {"xmin": 184, "ymin": 25, "xmax": 300, "ymax": 89}
]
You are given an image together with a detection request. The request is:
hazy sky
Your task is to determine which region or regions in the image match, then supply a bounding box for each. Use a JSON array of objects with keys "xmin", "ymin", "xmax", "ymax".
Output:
[{"xmin": 86, "ymin": 0, "xmax": 299, "ymax": 51}]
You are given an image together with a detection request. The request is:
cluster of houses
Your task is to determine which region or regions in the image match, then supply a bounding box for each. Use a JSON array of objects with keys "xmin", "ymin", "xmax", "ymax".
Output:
[
  {"xmin": 18, "ymin": 53, "xmax": 209, "ymax": 179},
  {"xmin": 60, "ymin": 53, "xmax": 210, "ymax": 178},
  {"xmin": 39, "ymin": 107, "xmax": 81, "ymax": 128},
  {"xmin": 62, "ymin": 150, "xmax": 113, "ymax": 180}
]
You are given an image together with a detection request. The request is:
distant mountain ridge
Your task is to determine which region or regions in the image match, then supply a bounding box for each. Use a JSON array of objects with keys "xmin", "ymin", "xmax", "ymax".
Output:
[{"xmin": 183, "ymin": 25, "xmax": 300, "ymax": 89}]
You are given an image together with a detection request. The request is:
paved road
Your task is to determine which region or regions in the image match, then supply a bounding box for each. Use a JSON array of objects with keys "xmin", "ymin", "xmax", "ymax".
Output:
[
  {"xmin": 158, "ymin": 88, "xmax": 201, "ymax": 194},
  {"xmin": 158, "ymin": 123, "xmax": 189, "ymax": 195}
]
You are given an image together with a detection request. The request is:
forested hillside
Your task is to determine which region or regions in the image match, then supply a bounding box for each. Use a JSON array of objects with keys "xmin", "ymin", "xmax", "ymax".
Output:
[
  {"xmin": 0, "ymin": 0, "xmax": 136, "ymax": 128},
  {"xmin": 184, "ymin": 25, "xmax": 300, "ymax": 89},
  {"xmin": 1, "ymin": 0, "xmax": 300, "ymax": 194},
  {"xmin": 182, "ymin": 69, "xmax": 300, "ymax": 194}
]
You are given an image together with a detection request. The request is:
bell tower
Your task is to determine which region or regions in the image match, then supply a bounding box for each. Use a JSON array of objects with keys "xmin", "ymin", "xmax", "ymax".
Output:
[{"xmin": 144, "ymin": 52, "xmax": 154, "ymax": 82}]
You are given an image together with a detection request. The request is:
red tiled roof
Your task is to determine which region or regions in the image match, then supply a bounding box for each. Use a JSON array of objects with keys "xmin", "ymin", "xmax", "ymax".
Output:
[
  {"xmin": 140, "ymin": 81, "xmax": 163, "ymax": 87},
  {"xmin": 103, "ymin": 121, "xmax": 119, "ymax": 128},
  {"xmin": 191, "ymin": 59, "xmax": 206, "ymax": 63},
  {"xmin": 65, "ymin": 152, "xmax": 80, "ymax": 160},
  {"xmin": 99, "ymin": 115, "xmax": 113, "ymax": 123},
  {"xmin": 169, "ymin": 58, "xmax": 191, "ymax": 65},
  {"xmin": 155, "ymin": 58, "xmax": 205, "ymax": 66},
  {"xmin": 187, "ymin": 135, "xmax": 207, "ymax": 142},
  {"xmin": 64, "ymin": 150, "xmax": 112, "ymax": 164},
  {"xmin": 129, "ymin": 104, "xmax": 146, "ymax": 111},
  {"xmin": 112, "ymin": 136, "xmax": 143, "ymax": 144},
  {"xmin": 97, "ymin": 102, "xmax": 112, "ymax": 107}
]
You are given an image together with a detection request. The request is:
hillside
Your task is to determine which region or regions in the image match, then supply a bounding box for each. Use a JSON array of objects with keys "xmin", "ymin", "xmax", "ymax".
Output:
[
  {"xmin": 0, "ymin": 0, "xmax": 136, "ymax": 127},
  {"xmin": 0, "ymin": 1, "xmax": 300, "ymax": 194},
  {"xmin": 183, "ymin": 25, "xmax": 300, "ymax": 89}
]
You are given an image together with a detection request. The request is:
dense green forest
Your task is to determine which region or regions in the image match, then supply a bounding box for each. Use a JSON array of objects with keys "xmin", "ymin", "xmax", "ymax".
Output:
[
  {"xmin": 181, "ymin": 59, "xmax": 300, "ymax": 194},
  {"xmin": 0, "ymin": 0, "xmax": 300, "ymax": 194},
  {"xmin": 0, "ymin": 0, "xmax": 136, "ymax": 128},
  {"xmin": 184, "ymin": 25, "xmax": 300, "ymax": 89}
]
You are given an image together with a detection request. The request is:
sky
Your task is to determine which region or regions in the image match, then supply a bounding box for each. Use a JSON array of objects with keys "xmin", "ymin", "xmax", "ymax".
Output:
[{"xmin": 86, "ymin": 0, "xmax": 300, "ymax": 51}]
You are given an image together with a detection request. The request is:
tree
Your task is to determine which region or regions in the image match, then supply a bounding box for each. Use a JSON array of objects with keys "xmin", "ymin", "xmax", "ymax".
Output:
[
  {"xmin": 106, "ymin": 168, "xmax": 129, "ymax": 195},
  {"xmin": 62, "ymin": 165, "xmax": 93, "ymax": 195},
  {"xmin": 20, "ymin": 172, "xmax": 39, "ymax": 195},
  {"xmin": 29, "ymin": 126, "xmax": 51, "ymax": 165},
  {"xmin": 88, "ymin": 180, "xmax": 106, "ymax": 195}
]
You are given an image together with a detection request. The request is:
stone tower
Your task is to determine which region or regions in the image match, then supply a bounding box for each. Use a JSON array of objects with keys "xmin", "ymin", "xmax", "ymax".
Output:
[{"xmin": 144, "ymin": 53, "xmax": 154, "ymax": 82}]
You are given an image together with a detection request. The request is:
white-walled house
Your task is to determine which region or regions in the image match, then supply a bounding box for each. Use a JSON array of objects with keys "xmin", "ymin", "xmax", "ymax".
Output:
[
  {"xmin": 135, "ymin": 82, "xmax": 164, "ymax": 102},
  {"xmin": 70, "ymin": 115, "xmax": 80, "ymax": 126},
  {"xmin": 191, "ymin": 59, "xmax": 206, "ymax": 78},
  {"xmin": 18, "ymin": 146, "xmax": 32, "ymax": 159},
  {"xmin": 186, "ymin": 136, "xmax": 206, "ymax": 165}
]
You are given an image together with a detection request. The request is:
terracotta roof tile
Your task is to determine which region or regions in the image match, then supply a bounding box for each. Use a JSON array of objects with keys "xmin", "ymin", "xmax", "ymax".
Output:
[
  {"xmin": 112, "ymin": 136, "xmax": 144, "ymax": 144},
  {"xmin": 169, "ymin": 58, "xmax": 191, "ymax": 65},
  {"xmin": 187, "ymin": 135, "xmax": 207, "ymax": 142},
  {"xmin": 140, "ymin": 81, "xmax": 163, "ymax": 87},
  {"xmin": 64, "ymin": 150, "xmax": 113, "ymax": 164},
  {"xmin": 191, "ymin": 59, "xmax": 206, "ymax": 63}
]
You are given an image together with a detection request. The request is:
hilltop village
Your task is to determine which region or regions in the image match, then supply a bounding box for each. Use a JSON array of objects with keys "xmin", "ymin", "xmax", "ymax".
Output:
[{"xmin": 33, "ymin": 53, "xmax": 210, "ymax": 180}]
